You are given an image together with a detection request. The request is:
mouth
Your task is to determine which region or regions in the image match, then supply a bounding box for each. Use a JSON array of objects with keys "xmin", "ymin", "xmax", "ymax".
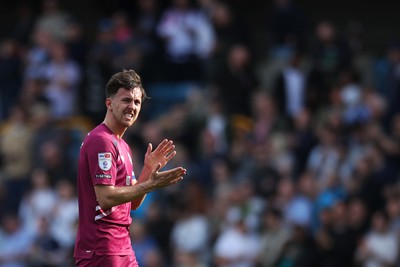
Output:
[{"xmin": 124, "ymin": 113, "xmax": 134, "ymax": 119}]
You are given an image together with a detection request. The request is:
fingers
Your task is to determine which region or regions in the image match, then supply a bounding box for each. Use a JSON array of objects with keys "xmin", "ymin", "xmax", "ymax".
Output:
[
  {"xmin": 164, "ymin": 143, "xmax": 175, "ymax": 155},
  {"xmin": 156, "ymin": 139, "xmax": 174, "ymax": 154},
  {"xmin": 170, "ymin": 176, "xmax": 184, "ymax": 184},
  {"xmin": 151, "ymin": 166, "xmax": 186, "ymax": 188},
  {"xmin": 165, "ymin": 151, "xmax": 177, "ymax": 162},
  {"xmin": 158, "ymin": 167, "xmax": 186, "ymax": 178},
  {"xmin": 156, "ymin": 139, "xmax": 168, "ymax": 151}
]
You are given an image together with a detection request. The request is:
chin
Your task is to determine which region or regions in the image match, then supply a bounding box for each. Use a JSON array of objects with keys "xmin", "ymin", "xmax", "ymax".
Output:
[
  {"xmin": 125, "ymin": 119, "xmax": 136, "ymax": 127},
  {"xmin": 124, "ymin": 122, "xmax": 134, "ymax": 127}
]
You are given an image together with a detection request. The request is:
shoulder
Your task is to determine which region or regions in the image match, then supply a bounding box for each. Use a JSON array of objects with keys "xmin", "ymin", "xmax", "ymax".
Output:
[{"xmin": 82, "ymin": 125, "xmax": 116, "ymax": 152}]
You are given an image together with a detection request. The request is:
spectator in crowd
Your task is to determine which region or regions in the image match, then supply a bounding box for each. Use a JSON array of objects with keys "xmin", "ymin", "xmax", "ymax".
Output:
[
  {"xmin": 356, "ymin": 210, "xmax": 399, "ymax": 267},
  {"xmin": 130, "ymin": 0, "xmax": 164, "ymax": 83},
  {"xmin": 207, "ymin": 1, "xmax": 250, "ymax": 81},
  {"xmin": 130, "ymin": 219, "xmax": 161, "ymax": 267},
  {"xmin": 365, "ymin": 113, "xmax": 400, "ymax": 188},
  {"xmin": 318, "ymin": 200, "xmax": 358, "ymax": 267},
  {"xmin": 50, "ymin": 179, "xmax": 78, "ymax": 250},
  {"xmin": 0, "ymin": 213, "xmax": 33, "ymax": 267},
  {"xmin": 36, "ymin": 139, "xmax": 71, "ymax": 184},
  {"xmin": 33, "ymin": 0, "xmax": 71, "ymax": 41},
  {"xmin": 385, "ymin": 190, "xmax": 400, "ymax": 239},
  {"xmin": 250, "ymin": 91, "xmax": 285, "ymax": 145},
  {"xmin": 308, "ymin": 20, "xmax": 352, "ymax": 111},
  {"xmin": 0, "ymin": 105, "xmax": 33, "ymax": 213},
  {"xmin": 347, "ymin": 197, "xmax": 370, "ymax": 243},
  {"xmin": 288, "ymin": 108, "xmax": 317, "ymax": 177},
  {"xmin": 23, "ymin": 28, "xmax": 52, "ymax": 81},
  {"xmin": 275, "ymin": 224, "xmax": 317, "ymax": 267},
  {"xmin": 257, "ymin": 208, "xmax": 291, "ymax": 267},
  {"xmin": 344, "ymin": 20, "xmax": 374, "ymax": 88},
  {"xmin": 80, "ymin": 18, "xmax": 124, "ymax": 124},
  {"xmin": 26, "ymin": 216, "xmax": 66, "ymax": 267},
  {"xmin": 143, "ymin": 201, "xmax": 176, "ymax": 263},
  {"xmin": 264, "ymin": 0, "xmax": 309, "ymax": 60},
  {"xmin": 18, "ymin": 168, "xmax": 57, "ymax": 236},
  {"xmin": 157, "ymin": 0, "xmax": 215, "ymax": 82},
  {"xmin": 41, "ymin": 39, "xmax": 81, "ymax": 118},
  {"xmin": 348, "ymin": 153, "xmax": 386, "ymax": 214},
  {"xmin": 65, "ymin": 18, "xmax": 88, "ymax": 68},
  {"xmin": 111, "ymin": 11, "xmax": 134, "ymax": 45},
  {"xmin": 207, "ymin": 159, "xmax": 236, "ymax": 244},
  {"xmin": 274, "ymin": 178, "xmax": 313, "ymax": 228},
  {"xmin": 194, "ymin": 100, "xmax": 228, "ymax": 188},
  {"xmin": 306, "ymin": 123, "xmax": 341, "ymax": 190},
  {"xmin": 213, "ymin": 44, "xmax": 258, "ymax": 117},
  {"xmin": 29, "ymin": 101, "xmax": 59, "ymax": 167},
  {"xmin": 0, "ymin": 38, "xmax": 22, "ymax": 120},
  {"xmin": 273, "ymin": 49, "xmax": 309, "ymax": 123},
  {"xmin": 374, "ymin": 41, "xmax": 400, "ymax": 129},
  {"xmin": 170, "ymin": 182, "xmax": 210, "ymax": 265},
  {"xmin": 234, "ymin": 140, "xmax": 280, "ymax": 200},
  {"xmin": 209, "ymin": 158, "xmax": 235, "ymax": 205},
  {"xmin": 213, "ymin": 207, "xmax": 261, "ymax": 267}
]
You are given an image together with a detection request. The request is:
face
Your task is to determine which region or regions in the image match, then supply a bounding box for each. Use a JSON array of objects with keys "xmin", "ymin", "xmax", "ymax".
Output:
[{"xmin": 107, "ymin": 87, "xmax": 142, "ymax": 128}]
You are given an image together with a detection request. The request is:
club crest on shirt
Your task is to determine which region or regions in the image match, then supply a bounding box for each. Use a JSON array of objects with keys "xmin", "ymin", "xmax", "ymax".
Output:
[{"xmin": 98, "ymin": 152, "xmax": 112, "ymax": 171}]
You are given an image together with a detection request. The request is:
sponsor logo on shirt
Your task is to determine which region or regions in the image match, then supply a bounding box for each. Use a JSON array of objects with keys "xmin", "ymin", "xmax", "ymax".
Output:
[
  {"xmin": 98, "ymin": 152, "xmax": 112, "ymax": 171},
  {"xmin": 95, "ymin": 174, "xmax": 112, "ymax": 179}
]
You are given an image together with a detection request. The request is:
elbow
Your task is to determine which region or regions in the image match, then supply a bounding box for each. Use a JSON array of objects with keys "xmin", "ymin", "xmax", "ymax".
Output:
[
  {"xmin": 97, "ymin": 197, "xmax": 115, "ymax": 211},
  {"xmin": 94, "ymin": 185, "xmax": 118, "ymax": 210}
]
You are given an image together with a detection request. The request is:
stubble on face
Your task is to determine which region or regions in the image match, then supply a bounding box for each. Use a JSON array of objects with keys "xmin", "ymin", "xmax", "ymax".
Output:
[{"xmin": 111, "ymin": 87, "xmax": 143, "ymax": 128}]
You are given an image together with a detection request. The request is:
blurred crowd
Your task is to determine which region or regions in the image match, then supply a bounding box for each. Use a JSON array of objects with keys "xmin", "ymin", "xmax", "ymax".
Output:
[{"xmin": 0, "ymin": 0, "xmax": 400, "ymax": 266}]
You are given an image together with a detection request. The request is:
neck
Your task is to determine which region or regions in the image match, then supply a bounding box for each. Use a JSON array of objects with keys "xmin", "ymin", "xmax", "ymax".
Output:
[{"xmin": 103, "ymin": 114, "xmax": 127, "ymax": 140}]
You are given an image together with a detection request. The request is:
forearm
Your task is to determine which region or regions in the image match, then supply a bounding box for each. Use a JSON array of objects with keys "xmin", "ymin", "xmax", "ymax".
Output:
[
  {"xmin": 96, "ymin": 163, "xmax": 185, "ymax": 210},
  {"xmin": 95, "ymin": 181, "xmax": 154, "ymax": 210}
]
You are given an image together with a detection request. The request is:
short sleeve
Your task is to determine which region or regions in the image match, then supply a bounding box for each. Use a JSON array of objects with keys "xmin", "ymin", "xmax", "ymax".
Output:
[{"xmin": 87, "ymin": 137, "xmax": 118, "ymax": 186}]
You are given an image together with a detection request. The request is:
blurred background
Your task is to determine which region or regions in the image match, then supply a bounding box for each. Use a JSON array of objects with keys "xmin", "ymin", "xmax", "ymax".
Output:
[{"xmin": 0, "ymin": 0, "xmax": 400, "ymax": 266}]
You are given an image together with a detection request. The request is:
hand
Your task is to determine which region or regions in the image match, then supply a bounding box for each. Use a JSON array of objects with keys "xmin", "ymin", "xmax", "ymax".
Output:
[
  {"xmin": 144, "ymin": 139, "xmax": 176, "ymax": 170},
  {"xmin": 147, "ymin": 163, "xmax": 186, "ymax": 189}
]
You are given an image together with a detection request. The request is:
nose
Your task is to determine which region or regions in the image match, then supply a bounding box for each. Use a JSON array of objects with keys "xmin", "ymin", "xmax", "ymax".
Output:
[
  {"xmin": 129, "ymin": 102, "xmax": 138, "ymax": 114},
  {"xmin": 128, "ymin": 100, "xmax": 135, "ymax": 110}
]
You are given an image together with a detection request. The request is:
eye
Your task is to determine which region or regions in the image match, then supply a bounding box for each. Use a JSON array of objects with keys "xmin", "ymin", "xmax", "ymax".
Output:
[{"xmin": 134, "ymin": 100, "xmax": 141, "ymax": 106}]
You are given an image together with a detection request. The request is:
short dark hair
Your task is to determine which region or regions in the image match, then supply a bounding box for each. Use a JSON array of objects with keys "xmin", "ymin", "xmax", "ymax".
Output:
[{"xmin": 105, "ymin": 69, "xmax": 148, "ymax": 101}]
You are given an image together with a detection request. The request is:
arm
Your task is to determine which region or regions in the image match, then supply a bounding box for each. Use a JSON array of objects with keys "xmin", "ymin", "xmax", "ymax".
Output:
[
  {"xmin": 95, "ymin": 139, "xmax": 182, "ymax": 210},
  {"xmin": 95, "ymin": 163, "xmax": 185, "ymax": 210}
]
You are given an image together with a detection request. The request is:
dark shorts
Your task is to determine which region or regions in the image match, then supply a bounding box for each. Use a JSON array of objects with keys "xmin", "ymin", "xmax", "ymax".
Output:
[{"xmin": 75, "ymin": 254, "xmax": 139, "ymax": 267}]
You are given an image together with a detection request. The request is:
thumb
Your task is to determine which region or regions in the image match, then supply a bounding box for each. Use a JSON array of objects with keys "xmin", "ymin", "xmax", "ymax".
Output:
[
  {"xmin": 152, "ymin": 163, "xmax": 162, "ymax": 175},
  {"xmin": 146, "ymin": 143, "xmax": 153, "ymax": 155}
]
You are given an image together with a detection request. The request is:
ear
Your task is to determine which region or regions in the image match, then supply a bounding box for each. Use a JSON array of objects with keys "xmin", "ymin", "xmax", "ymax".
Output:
[{"xmin": 105, "ymin": 98, "xmax": 112, "ymax": 111}]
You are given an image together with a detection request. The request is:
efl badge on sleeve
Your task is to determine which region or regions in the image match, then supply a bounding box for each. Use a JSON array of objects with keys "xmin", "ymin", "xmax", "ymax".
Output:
[{"xmin": 98, "ymin": 152, "xmax": 112, "ymax": 171}]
